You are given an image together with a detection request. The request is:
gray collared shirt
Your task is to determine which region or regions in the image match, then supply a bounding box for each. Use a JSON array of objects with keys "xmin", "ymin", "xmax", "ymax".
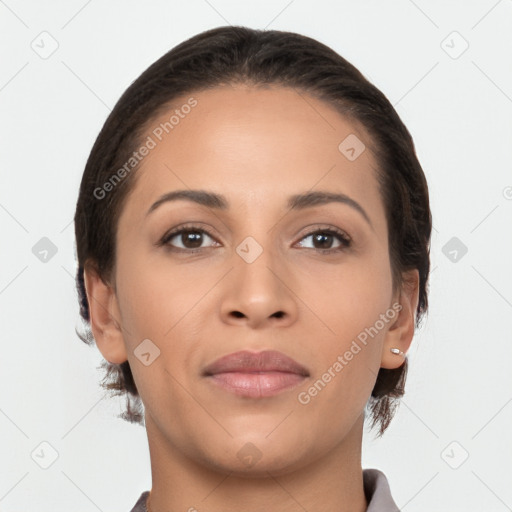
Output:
[{"xmin": 129, "ymin": 468, "xmax": 399, "ymax": 511}]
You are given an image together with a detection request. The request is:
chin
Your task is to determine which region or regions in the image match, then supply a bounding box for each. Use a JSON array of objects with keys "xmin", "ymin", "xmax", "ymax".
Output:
[{"xmin": 196, "ymin": 433, "xmax": 313, "ymax": 477}]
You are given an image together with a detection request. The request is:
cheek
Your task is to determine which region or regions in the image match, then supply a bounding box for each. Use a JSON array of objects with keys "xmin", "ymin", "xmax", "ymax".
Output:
[
  {"xmin": 113, "ymin": 250, "xmax": 209, "ymax": 386},
  {"xmin": 298, "ymin": 273, "xmax": 392, "ymax": 422},
  {"xmin": 300, "ymin": 248, "xmax": 393, "ymax": 398},
  {"xmin": 307, "ymin": 251, "xmax": 393, "ymax": 336},
  {"xmin": 115, "ymin": 248, "xmax": 207, "ymax": 338}
]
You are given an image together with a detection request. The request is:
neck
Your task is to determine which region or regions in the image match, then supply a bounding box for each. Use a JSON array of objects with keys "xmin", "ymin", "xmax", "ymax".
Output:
[{"xmin": 145, "ymin": 412, "xmax": 368, "ymax": 512}]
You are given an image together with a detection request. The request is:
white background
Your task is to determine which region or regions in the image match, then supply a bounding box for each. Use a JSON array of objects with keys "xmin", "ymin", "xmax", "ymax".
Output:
[{"xmin": 1, "ymin": 1, "xmax": 511, "ymax": 511}]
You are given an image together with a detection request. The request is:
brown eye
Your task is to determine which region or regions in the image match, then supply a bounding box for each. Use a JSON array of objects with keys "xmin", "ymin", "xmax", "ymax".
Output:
[
  {"xmin": 161, "ymin": 227, "xmax": 219, "ymax": 251},
  {"xmin": 312, "ymin": 233, "xmax": 335, "ymax": 249},
  {"xmin": 179, "ymin": 230, "xmax": 203, "ymax": 248},
  {"xmin": 297, "ymin": 229, "xmax": 351, "ymax": 252}
]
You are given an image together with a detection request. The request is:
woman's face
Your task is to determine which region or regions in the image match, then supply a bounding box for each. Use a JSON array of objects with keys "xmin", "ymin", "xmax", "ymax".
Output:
[{"xmin": 96, "ymin": 84, "xmax": 414, "ymax": 475}]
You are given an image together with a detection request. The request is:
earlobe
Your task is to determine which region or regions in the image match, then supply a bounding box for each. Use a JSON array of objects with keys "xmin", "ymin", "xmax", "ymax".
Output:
[
  {"xmin": 83, "ymin": 264, "xmax": 127, "ymax": 364},
  {"xmin": 380, "ymin": 269, "xmax": 420, "ymax": 370}
]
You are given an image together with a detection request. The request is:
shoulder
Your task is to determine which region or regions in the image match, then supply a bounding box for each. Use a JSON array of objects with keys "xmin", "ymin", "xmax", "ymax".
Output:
[
  {"xmin": 363, "ymin": 468, "xmax": 400, "ymax": 512},
  {"xmin": 129, "ymin": 490, "xmax": 150, "ymax": 512}
]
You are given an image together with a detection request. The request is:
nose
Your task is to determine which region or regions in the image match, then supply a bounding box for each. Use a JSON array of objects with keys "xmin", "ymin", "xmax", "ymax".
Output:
[{"xmin": 219, "ymin": 244, "xmax": 298, "ymax": 329}]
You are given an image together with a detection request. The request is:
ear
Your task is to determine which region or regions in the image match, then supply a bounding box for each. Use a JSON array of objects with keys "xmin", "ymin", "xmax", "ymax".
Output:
[
  {"xmin": 83, "ymin": 263, "xmax": 127, "ymax": 364},
  {"xmin": 380, "ymin": 269, "xmax": 420, "ymax": 369}
]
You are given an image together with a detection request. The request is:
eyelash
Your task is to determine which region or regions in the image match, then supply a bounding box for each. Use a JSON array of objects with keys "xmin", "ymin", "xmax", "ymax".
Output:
[{"xmin": 158, "ymin": 223, "xmax": 352, "ymax": 254}]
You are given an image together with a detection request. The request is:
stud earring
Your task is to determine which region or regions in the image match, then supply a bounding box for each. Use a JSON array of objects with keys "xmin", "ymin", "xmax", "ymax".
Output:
[{"xmin": 390, "ymin": 348, "xmax": 405, "ymax": 357}]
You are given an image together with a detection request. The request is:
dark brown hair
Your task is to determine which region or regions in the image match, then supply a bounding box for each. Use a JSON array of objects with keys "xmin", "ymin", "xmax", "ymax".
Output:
[{"xmin": 74, "ymin": 25, "xmax": 431, "ymax": 436}]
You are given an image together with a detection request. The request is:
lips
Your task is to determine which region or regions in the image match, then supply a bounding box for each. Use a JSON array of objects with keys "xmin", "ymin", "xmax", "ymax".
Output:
[
  {"xmin": 203, "ymin": 350, "xmax": 309, "ymax": 398},
  {"xmin": 203, "ymin": 350, "xmax": 309, "ymax": 376}
]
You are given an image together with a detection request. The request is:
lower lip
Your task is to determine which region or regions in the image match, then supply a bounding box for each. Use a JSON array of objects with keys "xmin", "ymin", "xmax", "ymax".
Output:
[{"xmin": 207, "ymin": 372, "xmax": 307, "ymax": 398}]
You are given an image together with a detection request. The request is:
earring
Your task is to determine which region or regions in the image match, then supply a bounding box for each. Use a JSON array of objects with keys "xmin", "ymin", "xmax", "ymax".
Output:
[{"xmin": 390, "ymin": 348, "xmax": 405, "ymax": 357}]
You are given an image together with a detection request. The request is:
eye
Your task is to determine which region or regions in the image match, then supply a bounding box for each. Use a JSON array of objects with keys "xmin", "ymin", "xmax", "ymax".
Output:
[
  {"xmin": 158, "ymin": 224, "xmax": 351, "ymax": 253},
  {"xmin": 296, "ymin": 228, "xmax": 351, "ymax": 252},
  {"xmin": 159, "ymin": 225, "xmax": 220, "ymax": 251}
]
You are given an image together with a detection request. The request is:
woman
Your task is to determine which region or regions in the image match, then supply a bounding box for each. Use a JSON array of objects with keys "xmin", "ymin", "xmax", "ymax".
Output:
[{"xmin": 74, "ymin": 26, "xmax": 431, "ymax": 512}]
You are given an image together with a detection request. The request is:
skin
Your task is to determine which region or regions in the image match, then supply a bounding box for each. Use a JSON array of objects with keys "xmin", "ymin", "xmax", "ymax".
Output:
[{"xmin": 84, "ymin": 84, "xmax": 419, "ymax": 512}]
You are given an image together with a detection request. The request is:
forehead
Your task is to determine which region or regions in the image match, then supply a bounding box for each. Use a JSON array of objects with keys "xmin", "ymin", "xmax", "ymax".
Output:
[{"xmin": 119, "ymin": 84, "xmax": 384, "ymax": 226}]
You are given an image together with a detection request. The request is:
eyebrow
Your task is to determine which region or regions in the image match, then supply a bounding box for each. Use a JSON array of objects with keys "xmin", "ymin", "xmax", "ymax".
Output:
[{"xmin": 146, "ymin": 189, "xmax": 372, "ymax": 227}]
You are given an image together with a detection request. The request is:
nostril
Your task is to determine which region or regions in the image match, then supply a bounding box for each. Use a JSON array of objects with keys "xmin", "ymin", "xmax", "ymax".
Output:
[
  {"xmin": 231, "ymin": 311, "xmax": 245, "ymax": 318},
  {"xmin": 272, "ymin": 311, "xmax": 285, "ymax": 319}
]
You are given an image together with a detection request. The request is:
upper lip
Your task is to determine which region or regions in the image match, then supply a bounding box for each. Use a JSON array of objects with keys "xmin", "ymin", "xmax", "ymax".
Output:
[{"xmin": 203, "ymin": 350, "xmax": 309, "ymax": 376}]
